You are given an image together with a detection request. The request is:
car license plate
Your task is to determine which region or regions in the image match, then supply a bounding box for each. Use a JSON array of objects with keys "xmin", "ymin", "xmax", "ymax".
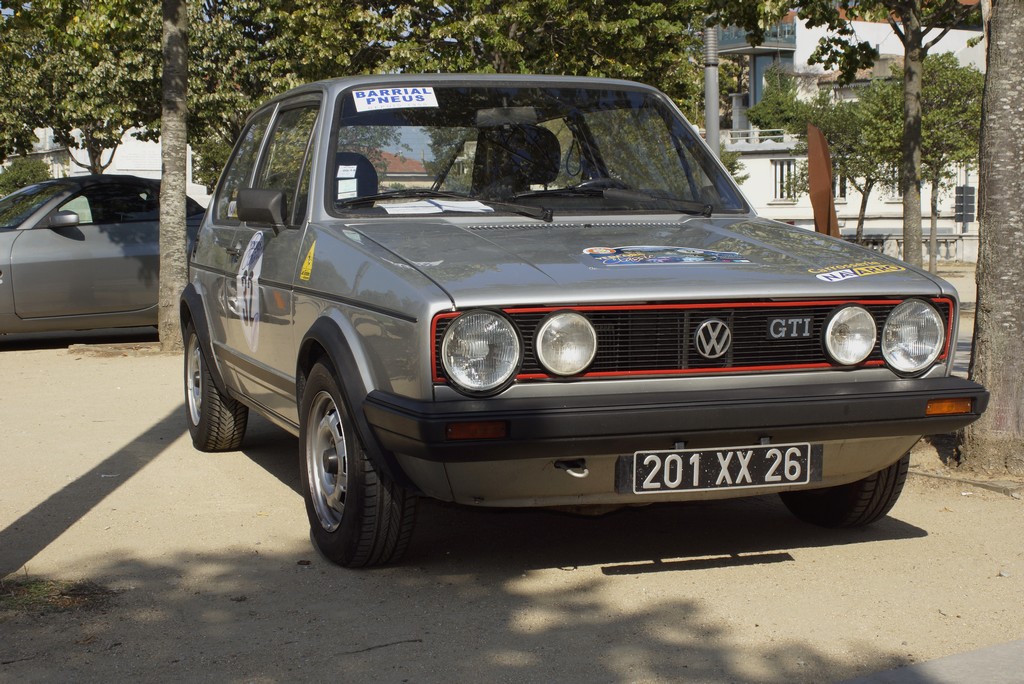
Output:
[{"xmin": 625, "ymin": 443, "xmax": 822, "ymax": 494}]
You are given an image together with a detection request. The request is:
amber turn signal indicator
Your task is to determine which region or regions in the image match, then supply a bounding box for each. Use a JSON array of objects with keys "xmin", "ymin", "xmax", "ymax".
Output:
[{"xmin": 925, "ymin": 397, "xmax": 974, "ymax": 416}]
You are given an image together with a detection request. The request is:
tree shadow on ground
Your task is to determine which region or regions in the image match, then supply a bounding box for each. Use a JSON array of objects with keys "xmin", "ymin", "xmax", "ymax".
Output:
[
  {"xmin": 0, "ymin": 391, "xmax": 926, "ymax": 683},
  {"xmin": 0, "ymin": 541, "xmax": 914, "ymax": 683}
]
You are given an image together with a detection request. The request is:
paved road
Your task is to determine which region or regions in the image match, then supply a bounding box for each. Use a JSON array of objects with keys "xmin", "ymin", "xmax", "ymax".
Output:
[{"xmin": 2, "ymin": 328, "xmax": 1021, "ymax": 683}]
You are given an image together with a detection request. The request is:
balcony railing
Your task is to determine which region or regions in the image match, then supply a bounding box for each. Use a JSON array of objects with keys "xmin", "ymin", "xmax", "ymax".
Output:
[{"xmin": 718, "ymin": 22, "xmax": 797, "ymax": 54}]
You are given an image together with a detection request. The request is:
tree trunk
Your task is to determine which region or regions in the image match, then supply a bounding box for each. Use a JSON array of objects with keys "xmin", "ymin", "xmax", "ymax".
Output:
[
  {"xmin": 960, "ymin": 0, "xmax": 1024, "ymax": 476},
  {"xmin": 855, "ymin": 178, "xmax": 875, "ymax": 245},
  {"xmin": 900, "ymin": 17, "xmax": 925, "ymax": 268},
  {"xmin": 929, "ymin": 176, "xmax": 939, "ymax": 273},
  {"xmin": 157, "ymin": 0, "xmax": 188, "ymax": 353}
]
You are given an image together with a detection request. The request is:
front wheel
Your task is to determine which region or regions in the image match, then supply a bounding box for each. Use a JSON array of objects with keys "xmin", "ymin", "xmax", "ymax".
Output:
[
  {"xmin": 779, "ymin": 453, "xmax": 910, "ymax": 528},
  {"xmin": 184, "ymin": 322, "xmax": 248, "ymax": 451},
  {"xmin": 299, "ymin": 361, "xmax": 416, "ymax": 567}
]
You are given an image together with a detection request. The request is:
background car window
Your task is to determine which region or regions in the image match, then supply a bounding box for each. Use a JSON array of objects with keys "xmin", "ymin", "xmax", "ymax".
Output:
[
  {"xmin": 0, "ymin": 183, "xmax": 69, "ymax": 229},
  {"xmin": 214, "ymin": 108, "xmax": 273, "ymax": 223},
  {"xmin": 59, "ymin": 195, "xmax": 94, "ymax": 223},
  {"xmin": 58, "ymin": 184, "xmax": 159, "ymax": 224},
  {"xmin": 254, "ymin": 105, "xmax": 319, "ymax": 225}
]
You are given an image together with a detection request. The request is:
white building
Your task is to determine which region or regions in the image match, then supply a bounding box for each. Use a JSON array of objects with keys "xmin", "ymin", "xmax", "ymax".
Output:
[
  {"xmin": 719, "ymin": 13, "xmax": 984, "ymax": 263},
  {"xmin": 16, "ymin": 127, "xmax": 211, "ymax": 205}
]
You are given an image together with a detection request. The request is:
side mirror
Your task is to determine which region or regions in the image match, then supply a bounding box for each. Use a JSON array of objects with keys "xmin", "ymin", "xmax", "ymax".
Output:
[
  {"xmin": 236, "ymin": 189, "xmax": 287, "ymax": 232},
  {"xmin": 46, "ymin": 210, "xmax": 80, "ymax": 229}
]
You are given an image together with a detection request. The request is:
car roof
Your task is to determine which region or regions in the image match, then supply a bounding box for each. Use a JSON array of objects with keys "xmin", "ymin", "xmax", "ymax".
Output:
[
  {"xmin": 249, "ymin": 73, "xmax": 662, "ymax": 115},
  {"xmin": 35, "ymin": 174, "xmax": 160, "ymax": 190}
]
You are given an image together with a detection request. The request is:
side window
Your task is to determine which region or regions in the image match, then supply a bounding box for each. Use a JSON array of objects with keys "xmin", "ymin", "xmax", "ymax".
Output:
[
  {"xmin": 254, "ymin": 105, "xmax": 319, "ymax": 225},
  {"xmin": 214, "ymin": 108, "xmax": 273, "ymax": 223},
  {"xmin": 59, "ymin": 195, "xmax": 94, "ymax": 224},
  {"xmin": 55, "ymin": 184, "xmax": 158, "ymax": 224}
]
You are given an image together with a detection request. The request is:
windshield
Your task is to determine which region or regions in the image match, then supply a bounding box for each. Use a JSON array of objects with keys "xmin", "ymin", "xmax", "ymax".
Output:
[
  {"xmin": 0, "ymin": 182, "xmax": 67, "ymax": 230},
  {"xmin": 328, "ymin": 83, "xmax": 747, "ymax": 218}
]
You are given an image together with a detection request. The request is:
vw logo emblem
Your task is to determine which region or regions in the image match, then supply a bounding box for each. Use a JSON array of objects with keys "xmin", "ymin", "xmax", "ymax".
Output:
[{"xmin": 694, "ymin": 319, "xmax": 731, "ymax": 359}]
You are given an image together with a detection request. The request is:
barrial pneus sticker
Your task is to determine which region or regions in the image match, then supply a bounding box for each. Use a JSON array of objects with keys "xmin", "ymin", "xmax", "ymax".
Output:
[
  {"xmin": 352, "ymin": 87, "xmax": 439, "ymax": 112},
  {"xmin": 237, "ymin": 232, "xmax": 265, "ymax": 352}
]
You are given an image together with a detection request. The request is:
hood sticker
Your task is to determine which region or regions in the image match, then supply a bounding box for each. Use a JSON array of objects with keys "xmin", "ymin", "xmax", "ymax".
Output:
[
  {"xmin": 583, "ymin": 245, "xmax": 751, "ymax": 266},
  {"xmin": 810, "ymin": 260, "xmax": 906, "ymax": 283},
  {"xmin": 353, "ymin": 87, "xmax": 439, "ymax": 112}
]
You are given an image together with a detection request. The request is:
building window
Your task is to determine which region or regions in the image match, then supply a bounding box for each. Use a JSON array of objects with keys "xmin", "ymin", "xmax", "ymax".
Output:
[
  {"xmin": 833, "ymin": 173, "xmax": 847, "ymax": 201},
  {"xmin": 772, "ymin": 159, "xmax": 797, "ymax": 200}
]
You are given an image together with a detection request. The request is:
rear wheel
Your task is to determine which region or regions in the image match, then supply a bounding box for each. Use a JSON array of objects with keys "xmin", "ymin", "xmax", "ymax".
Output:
[
  {"xmin": 184, "ymin": 322, "xmax": 248, "ymax": 451},
  {"xmin": 780, "ymin": 453, "xmax": 910, "ymax": 528},
  {"xmin": 299, "ymin": 361, "xmax": 416, "ymax": 567}
]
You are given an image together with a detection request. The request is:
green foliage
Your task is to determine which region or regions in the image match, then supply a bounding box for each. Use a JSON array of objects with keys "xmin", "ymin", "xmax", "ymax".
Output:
[
  {"xmin": 0, "ymin": 0, "xmax": 161, "ymax": 173},
  {"xmin": 184, "ymin": 0, "xmax": 713, "ymax": 188},
  {"xmin": 708, "ymin": 0, "xmax": 982, "ymax": 267},
  {"xmin": 920, "ymin": 52, "xmax": 984, "ymax": 186},
  {"xmin": 0, "ymin": 157, "xmax": 52, "ymax": 197},
  {"xmin": 718, "ymin": 145, "xmax": 748, "ymax": 185},
  {"xmin": 186, "ymin": 1, "xmax": 419, "ymax": 187},
  {"xmin": 391, "ymin": 1, "xmax": 707, "ymax": 107},
  {"xmin": 744, "ymin": 66, "xmax": 813, "ymax": 133}
]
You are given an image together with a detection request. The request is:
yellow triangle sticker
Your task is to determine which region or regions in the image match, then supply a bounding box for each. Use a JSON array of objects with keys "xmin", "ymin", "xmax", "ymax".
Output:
[{"xmin": 299, "ymin": 241, "xmax": 316, "ymax": 281}]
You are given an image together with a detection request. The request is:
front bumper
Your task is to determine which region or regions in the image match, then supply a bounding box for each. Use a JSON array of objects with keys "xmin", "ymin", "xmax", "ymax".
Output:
[{"xmin": 363, "ymin": 376, "xmax": 988, "ymax": 463}]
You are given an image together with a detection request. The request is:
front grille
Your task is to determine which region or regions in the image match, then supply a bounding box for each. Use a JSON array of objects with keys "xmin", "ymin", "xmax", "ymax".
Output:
[{"xmin": 432, "ymin": 298, "xmax": 953, "ymax": 382}]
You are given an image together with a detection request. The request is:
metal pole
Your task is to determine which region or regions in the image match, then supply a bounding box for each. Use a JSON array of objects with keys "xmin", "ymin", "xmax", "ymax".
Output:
[{"xmin": 704, "ymin": 25, "xmax": 720, "ymax": 158}]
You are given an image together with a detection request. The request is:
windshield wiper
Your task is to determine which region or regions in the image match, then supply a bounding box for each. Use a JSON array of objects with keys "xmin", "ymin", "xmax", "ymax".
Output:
[
  {"xmin": 602, "ymin": 188, "xmax": 714, "ymax": 217},
  {"xmin": 338, "ymin": 189, "xmax": 553, "ymax": 222}
]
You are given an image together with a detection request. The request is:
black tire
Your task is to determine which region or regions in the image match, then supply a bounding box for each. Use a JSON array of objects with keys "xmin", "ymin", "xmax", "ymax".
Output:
[
  {"xmin": 299, "ymin": 361, "xmax": 416, "ymax": 568},
  {"xmin": 184, "ymin": 322, "xmax": 248, "ymax": 451},
  {"xmin": 780, "ymin": 453, "xmax": 910, "ymax": 528}
]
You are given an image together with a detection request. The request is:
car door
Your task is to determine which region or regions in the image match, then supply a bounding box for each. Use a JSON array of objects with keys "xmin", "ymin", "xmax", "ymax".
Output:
[
  {"xmin": 227, "ymin": 98, "xmax": 321, "ymax": 422},
  {"xmin": 10, "ymin": 181, "xmax": 160, "ymax": 320},
  {"xmin": 193, "ymin": 107, "xmax": 275, "ymax": 390}
]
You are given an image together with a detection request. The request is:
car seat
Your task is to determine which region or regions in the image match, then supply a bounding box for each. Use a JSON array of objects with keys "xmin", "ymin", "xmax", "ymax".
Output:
[{"xmin": 472, "ymin": 124, "xmax": 561, "ymax": 199}]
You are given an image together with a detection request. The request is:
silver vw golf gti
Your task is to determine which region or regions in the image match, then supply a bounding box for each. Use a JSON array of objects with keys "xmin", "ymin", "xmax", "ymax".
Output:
[{"xmin": 181, "ymin": 74, "xmax": 988, "ymax": 567}]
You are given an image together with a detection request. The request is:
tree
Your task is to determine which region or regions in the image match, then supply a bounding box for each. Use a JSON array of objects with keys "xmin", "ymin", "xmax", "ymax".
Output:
[
  {"xmin": 960, "ymin": 0, "xmax": 1024, "ymax": 476},
  {"xmin": 718, "ymin": 145, "xmax": 748, "ymax": 185},
  {"xmin": 158, "ymin": 0, "xmax": 188, "ymax": 352},
  {"xmin": 708, "ymin": 0, "xmax": 981, "ymax": 268},
  {"xmin": 741, "ymin": 66, "xmax": 899, "ymax": 244},
  {"xmin": 0, "ymin": 0, "xmax": 161, "ymax": 173},
  {"xmin": 188, "ymin": 1, "xmax": 414, "ymax": 188},
  {"xmin": 0, "ymin": 157, "xmax": 51, "ymax": 197},
  {"xmin": 390, "ymin": 1, "xmax": 707, "ymax": 115},
  {"xmin": 745, "ymin": 65, "xmax": 812, "ymax": 133},
  {"xmin": 814, "ymin": 86, "xmax": 899, "ymax": 244},
  {"xmin": 919, "ymin": 53, "xmax": 984, "ymax": 272}
]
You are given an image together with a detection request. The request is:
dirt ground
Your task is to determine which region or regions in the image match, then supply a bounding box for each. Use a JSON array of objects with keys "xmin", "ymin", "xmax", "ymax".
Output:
[{"xmin": 1, "ymin": 332, "xmax": 1022, "ymax": 684}]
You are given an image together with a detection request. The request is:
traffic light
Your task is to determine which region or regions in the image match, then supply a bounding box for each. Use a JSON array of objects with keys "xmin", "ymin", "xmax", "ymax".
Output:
[{"xmin": 955, "ymin": 185, "xmax": 976, "ymax": 224}]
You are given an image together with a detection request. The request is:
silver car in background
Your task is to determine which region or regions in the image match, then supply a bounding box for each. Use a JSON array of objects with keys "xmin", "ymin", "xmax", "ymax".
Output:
[
  {"xmin": 181, "ymin": 74, "xmax": 988, "ymax": 567},
  {"xmin": 0, "ymin": 175, "xmax": 204, "ymax": 335}
]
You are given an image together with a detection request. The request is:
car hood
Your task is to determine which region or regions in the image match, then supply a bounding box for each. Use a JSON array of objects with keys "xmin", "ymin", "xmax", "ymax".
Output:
[{"xmin": 351, "ymin": 215, "xmax": 948, "ymax": 307}]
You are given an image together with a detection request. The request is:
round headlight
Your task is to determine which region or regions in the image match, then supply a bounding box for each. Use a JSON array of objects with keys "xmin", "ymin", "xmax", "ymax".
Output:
[
  {"xmin": 535, "ymin": 311, "xmax": 598, "ymax": 376},
  {"xmin": 441, "ymin": 311, "xmax": 520, "ymax": 393},
  {"xmin": 825, "ymin": 306, "xmax": 877, "ymax": 365},
  {"xmin": 882, "ymin": 299, "xmax": 944, "ymax": 374}
]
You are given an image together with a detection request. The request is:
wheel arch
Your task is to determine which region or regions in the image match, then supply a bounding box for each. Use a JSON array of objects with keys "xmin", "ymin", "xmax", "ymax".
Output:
[
  {"xmin": 298, "ymin": 316, "xmax": 417, "ymax": 490},
  {"xmin": 180, "ymin": 282, "xmax": 231, "ymax": 396}
]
